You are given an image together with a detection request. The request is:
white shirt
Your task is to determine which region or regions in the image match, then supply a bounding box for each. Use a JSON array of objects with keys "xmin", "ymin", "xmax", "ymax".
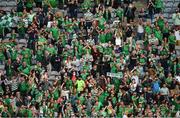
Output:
[
  {"xmin": 160, "ymin": 87, "xmax": 169, "ymax": 95},
  {"xmin": 115, "ymin": 37, "xmax": 122, "ymax": 46},
  {"xmin": 65, "ymin": 60, "xmax": 72, "ymax": 69},
  {"xmin": 132, "ymin": 75, "xmax": 139, "ymax": 85},
  {"xmin": 72, "ymin": 59, "xmax": 81, "ymax": 71},
  {"xmin": 28, "ymin": 13, "xmax": 36, "ymax": 22},
  {"xmin": 130, "ymin": 83, "xmax": 137, "ymax": 91},
  {"xmin": 84, "ymin": 11, "xmax": 93, "ymax": 21},
  {"xmin": 123, "ymin": 114, "xmax": 128, "ymax": 118},
  {"xmin": 47, "ymin": 21, "xmax": 53, "ymax": 28},
  {"xmin": 23, "ymin": 19, "xmax": 28, "ymax": 27},
  {"xmin": 137, "ymin": 25, "xmax": 144, "ymax": 33},
  {"xmin": 61, "ymin": 89, "xmax": 70, "ymax": 99},
  {"xmin": 175, "ymin": 30, "xmax": 180, "ymax": 40}
]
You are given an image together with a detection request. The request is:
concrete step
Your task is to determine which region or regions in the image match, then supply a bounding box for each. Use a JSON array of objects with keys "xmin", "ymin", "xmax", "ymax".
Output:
[
  {"xmin": 0, "ymin": 65, "xmax": 5, "ymax": 70},
  {"xmin": 164, "ymin": 2, "xmax": 174, "ymax": 7},
  {"xmin": 0, "ymin": 1, "xmax": 7, "ymax": 7},
  {"xmin": 0, "ymin": 6, "xmax": 14, "ymax": 12},
  {"xmin": 163, "ymin": 13, "xmax": 169, "ymax": 18},
  {"xmin": 164, "ymin": 8, "xmax": 174, "ymax": 13},
  {"xmin": 164, "ymin": 0, "xmax": 174, "ymax": 2},
  {"xmin": 174, "ymin": 1, "xmax": 179, "ymax": 6},
  {"xmin": 6, "ymin": 1, "xmax": 16, "ymax": 7}
]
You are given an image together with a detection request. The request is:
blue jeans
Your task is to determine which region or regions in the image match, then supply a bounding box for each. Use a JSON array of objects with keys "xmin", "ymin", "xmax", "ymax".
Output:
[{"xmin": 137, "ymin": 32, "xmax": 144, "ymax": 40}]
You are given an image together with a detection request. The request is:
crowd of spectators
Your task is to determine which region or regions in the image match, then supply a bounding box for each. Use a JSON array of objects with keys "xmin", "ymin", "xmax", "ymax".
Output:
[{"xmin": 0, "ymin": 0, "xmax": 180, "ymax": 117}]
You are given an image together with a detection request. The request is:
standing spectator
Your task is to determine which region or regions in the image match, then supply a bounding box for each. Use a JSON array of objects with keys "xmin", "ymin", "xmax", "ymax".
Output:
[
  {"xmin": 172, "ymin": 10, "xmax": 180, "ymax": 27},
  {"xmin": 125, "ymin": 3, "xmax": 136, "ymax": 23},
  {"xmin": 154, "ymin": 0, "xmax": 163, "ymax": 14},
  {"xmin": 137, "ymin": 20, "xmax": 144, "ymax": 41},
  {"xmin": 147, "ymin": 0, "xmax": 155, "ymax": 23}
]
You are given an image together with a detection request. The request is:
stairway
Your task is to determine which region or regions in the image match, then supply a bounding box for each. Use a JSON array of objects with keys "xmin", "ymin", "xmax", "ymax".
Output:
[
  {"xmin": 163, "ymin": 0, "xmax": 179, "ymax": 25},
  {"xmin": 0, "ymin": 0, "xmax": 16, "ymax": 12}
]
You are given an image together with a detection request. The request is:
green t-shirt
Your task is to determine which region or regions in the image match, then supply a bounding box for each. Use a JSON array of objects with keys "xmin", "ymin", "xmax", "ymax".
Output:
[
  {"xmin": 145, "ymin": 26, "xmax": 152, "ymax": 35},
  {"xmin": 81, "ymin": 0, "xmax": 92, "ymax": 10},
  {"xmin": 26, "ymin": 1, "xmax": 33, "ymax": 8},
  {"xmin": 132, "ymin": 95, "xmax": 138, "ymax": 105},
  {"xmin": 64, "ymin": 20, "xmax": 73, "ymax": 33},
  {"xmin": 106, "ymin": 32, "xmax": 113, "ymax": 42},
  {"xmin": 0, "ymin": 25, "xmax": 4, "ymax": 35},
  {"xmin": 110, "ymin": 62, "xmax": 117, "ymax": 73},
  {"xmin": 46, "ymin": 46, "xmax": 57, "ymax": 55},
  {"xmin": 79, "ymin": 95, "xmax": 86, "ymax": 104},
  {"xmin": 138, "ymin": 96, "xmax": 145, "ymax": 104},
  {"xmin": 171, "ymin": 99, "xmax": 180, "ymax": 111},
  {"xmin": 4, "ymin": 98, "xmax": 11, "ymax": 105},
  {"xmin": 83, "ymin": 64, "xmax": 90, "ymax": 72},
  {"xmin": 65, "ymin": 79, "xmax": 73, "ymax": 90},
  {"xmin": 19, "ymin": 108, "xmax": 26, "ymax": 117},
  {"xmin": 11, "ymin": 33, "xmax": 16, "ymax": 39},
  {"xmin": 61, "ymin": 34, "xmax": 67, "ymax": 47},
  {"xmin": 155, "ymin": 0, "xmax": 163, "ymax": 9},
  {"xmin": 168, "ymin": 35, "xmax": 176, "ymax": 44},
  {"xmin": 160, "ymin": 105, "xmax": 168, "ymax": 116},
  {"xmin": 98, "ymin": 17, "xmax": 106, "ymax": 30},
  {"xmin": 160, "ymin": 48, "xmax": 168, "ymax": 56},
  {"xmin": 10, "ymin": 50, "xmax": 18, "ymax": 61},
  {"xmin": 0, "ymin": 50, "xmax": 5, "ymax": 61},
  {"xmin": 21, "ymin": 48, "xmax": 32, "ymax": 64},
  {"xmin": 76, "ymin": 80, "xmax": 85, "ymax": 92},
  {"xmin": 57, "ymin": 17, "xmax": 64, "ymax": 28},
  {"xmin": 19, "ymin": 81, "xmax": 30, "ymax": 93},
  {"xmin": 26, "ymin": 109, "xmax": 33, "ymax": 117},
  {"xmin": 21, "ymin": 49, "xmax": 31, "ymax": 58},
  {"xmin": 139, "ymin": 57, "xmax": 146, "ymax": 65},
  {"xmin": 78, "ymin": 44, "xmax": 84, "ymax": 56},
  {"xmin": 112, "ymin": 96, "xmax": 117, "ymax": 106},
  {"xmin": 18, "ymin": 21, "xmax": 25, "ymax": 36},
  {"xmin": 104, "ymin": 46, "xmax": 113, "ymax": 55},
  {"xmin": 98, "ymin": 91, "xmax": 109, "ymax": 104},
  {"xmin": 99, "ymin": 33, "xmax": 106, "ymax": 43},
  {"xmin": 53, "ymin": 88, "xmax": 59, "ymax": 100},
  {"xmin": 36, "ymin": 49, "xmax": 44, "ymax": 62},
  {"xmin": 123, "ymin": 44, "xmax": 130, "ymax": 55},
  {"xmin": 157, "ymin": 18, "xmax": 165, "ymax": 30},
  {"xmin": 49, "ymin": 0, "xmax": 58, "ymax": 8},
  {"xmin": 165, "ymin": 77, "xmax": 172, "ymax": 85},
  {"xmin": 5, "ymin": 64, "xmax": 13, "ymax": 77},
  {"xmin": 38, "ymin": 37, "xmax": 47, "ymax": 44},
  {"xmin": 154, "ymin": 30, "xmax": 163, "ymax": 41},
  {"xmin": 96, "ymin": 45, "xmax": 104, "ymax": 53},
  {"xmin": 81, "ymin": 73, "xmax": 89, "ymax": 80},
  {"xmin": 51, "ymin": 27, "xmax": 59, "ymax": 40},
  {"xmin": 163, "ymin": 27, "xmax": 169, "ymax": 34},
  {"xmin": 53, "ymin": 103, "xmax": 59, "ymax": 112},
  {"xmin": 18, "ymin": 65, "xmax": 31, "ymax": 75},
  {"xmin": 117, "ymin": 107, "xmax": 125, "ymax": 117},
  {"xmin": 116, "ymin": 8, "xmax": 124, "ymax": 20}
]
